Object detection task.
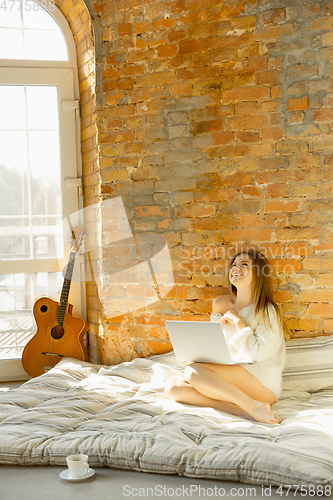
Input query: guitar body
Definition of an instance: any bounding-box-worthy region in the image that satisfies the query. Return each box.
[22,296,88,378]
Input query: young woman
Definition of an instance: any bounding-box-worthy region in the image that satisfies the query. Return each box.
[166,249,289,425]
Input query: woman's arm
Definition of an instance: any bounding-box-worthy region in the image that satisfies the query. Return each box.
[225,307,283,362]
[221,310,247,331]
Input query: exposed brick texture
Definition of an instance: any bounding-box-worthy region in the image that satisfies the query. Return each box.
[58,0,333,364]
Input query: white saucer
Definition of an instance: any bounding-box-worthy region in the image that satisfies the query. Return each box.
[60,468,95,482]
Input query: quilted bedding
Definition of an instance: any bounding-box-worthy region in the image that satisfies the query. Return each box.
[0,353,333,488]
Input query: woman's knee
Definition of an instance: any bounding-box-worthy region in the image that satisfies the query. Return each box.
[165,376,186,400]
[184,363,201,384]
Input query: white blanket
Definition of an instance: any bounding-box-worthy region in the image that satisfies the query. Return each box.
[0,353,333,488]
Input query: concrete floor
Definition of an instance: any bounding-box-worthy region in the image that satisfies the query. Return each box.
[0,464,323,500]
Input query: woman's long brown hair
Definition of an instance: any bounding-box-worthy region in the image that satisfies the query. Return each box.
[228,249,290,341]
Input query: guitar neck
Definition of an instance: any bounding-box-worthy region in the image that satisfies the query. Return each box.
[57,250,77,326]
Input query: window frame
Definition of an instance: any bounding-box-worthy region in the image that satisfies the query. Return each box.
[0,3,84,381]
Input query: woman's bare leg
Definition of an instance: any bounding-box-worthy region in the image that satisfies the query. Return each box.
[166,376,252,419]
[166,362,277,424]
[184,363,276,424]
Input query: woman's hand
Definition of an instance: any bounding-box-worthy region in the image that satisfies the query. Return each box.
[221,310,247,331]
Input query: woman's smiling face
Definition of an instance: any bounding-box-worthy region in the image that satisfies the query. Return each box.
[229,253,253,288]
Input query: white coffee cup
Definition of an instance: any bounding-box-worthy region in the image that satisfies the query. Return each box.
[66,454,89,478]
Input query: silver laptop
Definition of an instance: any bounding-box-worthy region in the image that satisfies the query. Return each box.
[165,320,253,365]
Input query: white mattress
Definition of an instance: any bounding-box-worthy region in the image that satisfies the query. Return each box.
[0,353,332,488]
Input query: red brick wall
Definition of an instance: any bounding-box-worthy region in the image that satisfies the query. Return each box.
[60,0,333,364]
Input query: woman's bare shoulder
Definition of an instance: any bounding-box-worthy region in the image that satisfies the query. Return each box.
[212,294,235,314]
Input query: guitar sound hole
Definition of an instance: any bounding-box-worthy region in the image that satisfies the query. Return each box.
[50,325,64,340]
[40,305,48,313]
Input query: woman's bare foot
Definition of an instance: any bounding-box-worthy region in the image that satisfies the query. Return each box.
[250,401,277,424]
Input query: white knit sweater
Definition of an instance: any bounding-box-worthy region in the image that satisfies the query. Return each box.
[212,304,286,398]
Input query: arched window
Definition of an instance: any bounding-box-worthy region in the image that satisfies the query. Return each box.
[0,3,83,380]
[0,3,68,60]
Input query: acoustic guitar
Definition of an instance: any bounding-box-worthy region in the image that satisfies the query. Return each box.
[22,226,88,378]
